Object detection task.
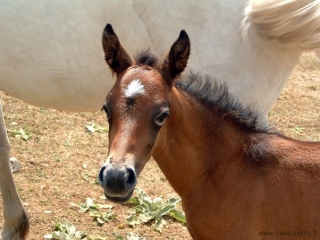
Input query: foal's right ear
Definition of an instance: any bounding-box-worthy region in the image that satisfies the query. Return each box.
[102,24,132,75]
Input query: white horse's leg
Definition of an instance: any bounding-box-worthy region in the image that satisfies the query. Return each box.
[0,101,29,240]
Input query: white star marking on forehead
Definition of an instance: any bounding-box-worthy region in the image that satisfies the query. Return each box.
[124,79,145,98]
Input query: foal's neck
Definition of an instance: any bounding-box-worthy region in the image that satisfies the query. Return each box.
[152,87,247,198]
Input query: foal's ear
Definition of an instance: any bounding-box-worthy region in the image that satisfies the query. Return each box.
[102,24,132,75]
[161,30,190,87]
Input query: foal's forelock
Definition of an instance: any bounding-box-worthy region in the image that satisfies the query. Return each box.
[134,49,160,67]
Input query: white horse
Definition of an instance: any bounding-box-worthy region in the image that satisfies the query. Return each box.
[1,0,320,239]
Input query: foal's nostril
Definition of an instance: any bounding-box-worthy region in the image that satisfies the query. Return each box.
[126,167,136,187]
[99,165,106,183]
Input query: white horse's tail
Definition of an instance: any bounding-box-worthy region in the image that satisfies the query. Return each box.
[243,0,320,50]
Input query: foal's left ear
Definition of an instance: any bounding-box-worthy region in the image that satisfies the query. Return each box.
[161,30,190,87]
[102,24,132,75]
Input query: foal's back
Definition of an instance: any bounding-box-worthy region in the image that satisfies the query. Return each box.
[183,131,320,239]
[236,135,320,238]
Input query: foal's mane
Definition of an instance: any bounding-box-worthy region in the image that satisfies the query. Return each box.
[176,73,272,133]
[134,49,271,133]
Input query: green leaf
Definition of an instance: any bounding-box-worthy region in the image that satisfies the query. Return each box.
[114,232,125,240]
[85,122,108,134]
[97,217,105,225]
[78,198,113,213]
[139,213,153,223]
[167,197,181,205]
[127,196,140,205]
[154,218,167,233]
[150,197,162,210]
[142,197,153,212]
[54,221,66,232]
[86,235,107,240]
[85,124,96,133]
[126,232,146,240]
[7,128,31,141]
[65,223,76,235]
[134,205,144,213]
[74,231,87,239]
[89,211,100,218]
[78,198,98,212]
[99,204,113,209]
[126,215,140,227]
[155,204,175,218]
[43,234,53,239]
[169,209,186,224]
[51,231,72,240]
[89,210,115,225]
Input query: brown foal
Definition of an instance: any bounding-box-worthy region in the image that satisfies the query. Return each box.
[98,24,320,239]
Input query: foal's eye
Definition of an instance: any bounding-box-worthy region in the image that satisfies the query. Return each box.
[102,104,111,120]
[155,111,169,126]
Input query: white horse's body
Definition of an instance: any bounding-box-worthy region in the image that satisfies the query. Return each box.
[1,0,320,239]
[2,0,319,115]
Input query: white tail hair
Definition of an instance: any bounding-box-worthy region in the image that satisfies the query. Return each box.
[243,0,320,49]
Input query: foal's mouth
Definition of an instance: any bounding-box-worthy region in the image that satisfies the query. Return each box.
[104,189,134,203]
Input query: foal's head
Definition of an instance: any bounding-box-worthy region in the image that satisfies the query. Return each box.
[99,24,190,202]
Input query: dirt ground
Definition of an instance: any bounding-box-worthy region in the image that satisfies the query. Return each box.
[0,53,319,239]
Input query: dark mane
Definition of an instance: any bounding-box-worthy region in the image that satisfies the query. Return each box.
[134,49,160,68]
[176,72,273,133]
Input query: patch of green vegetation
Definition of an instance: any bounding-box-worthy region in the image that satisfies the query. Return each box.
[85,122,108,134]
[71,198,115,226]
[293,125,305,134]
[113,232,146,240]
[44,218,146,240]
[126,189,186,232]
[7,128,32,141]
[43,218,107,240]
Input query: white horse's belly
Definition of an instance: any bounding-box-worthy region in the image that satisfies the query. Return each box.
[0,0,303,117]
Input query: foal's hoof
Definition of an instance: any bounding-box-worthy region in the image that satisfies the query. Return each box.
[10,157,22,172]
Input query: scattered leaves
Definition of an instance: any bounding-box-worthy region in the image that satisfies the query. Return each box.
[113,232,146,240]
[70,198,113,213]
[293,126,305,134]
[90,210,116,225]
[85,122,108,134]
[44,218,86,240]
[44,218,108,240]
[126,189,186,232]
[7,128,31,141]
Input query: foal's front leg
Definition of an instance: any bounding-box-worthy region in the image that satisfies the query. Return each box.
[0,101,29,240]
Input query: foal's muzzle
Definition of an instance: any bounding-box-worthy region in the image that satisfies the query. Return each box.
[99,164,137,202]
